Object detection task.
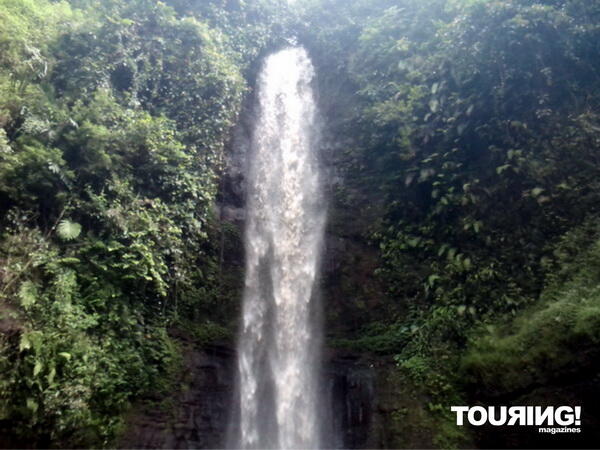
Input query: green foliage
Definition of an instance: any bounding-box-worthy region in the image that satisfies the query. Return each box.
[331,321,409,354]
[182,320,233,347]
[304,1,600,446]
[57,220,81,241]
[462,220,600,395]
[305,0,600,316]
[306,0,600,346]
[0,0,78,85]
[0,0,282,446]
[168,0,294,68]
[0,215,181,446]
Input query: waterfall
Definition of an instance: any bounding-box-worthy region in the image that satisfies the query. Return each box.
[234,47,326,449]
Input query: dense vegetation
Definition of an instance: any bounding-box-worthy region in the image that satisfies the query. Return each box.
[0,0,287,445]
[300,0,600,446]
[1,0,599,448]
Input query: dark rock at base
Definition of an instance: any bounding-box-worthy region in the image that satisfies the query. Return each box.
[119,344,235,449]
[120,345,445,449]
[324,351,442,450]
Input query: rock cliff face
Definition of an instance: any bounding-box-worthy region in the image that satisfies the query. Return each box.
[120,339,448,449]
[326,355,375,448]
[119,344,235,449]
[120,345,399,449]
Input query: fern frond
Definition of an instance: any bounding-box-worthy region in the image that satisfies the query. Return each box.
[18,281,38,308]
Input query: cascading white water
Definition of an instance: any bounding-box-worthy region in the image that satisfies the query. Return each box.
[235,47,325,449]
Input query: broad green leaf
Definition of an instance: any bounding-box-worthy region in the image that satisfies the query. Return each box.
[57,220,82,241]
[427,274,441,286]
[33,360,42,377]
[47,367,56,386]
[496,164,511,175]
[19,333,31,352]
[531,187,544,198]
[407,237,421,247]
[26,398,38,413]
[429,98,439,113]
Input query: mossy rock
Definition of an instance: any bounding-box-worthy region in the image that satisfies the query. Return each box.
[368,361,473,449]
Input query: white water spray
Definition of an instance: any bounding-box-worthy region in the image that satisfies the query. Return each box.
[235,47,325,449]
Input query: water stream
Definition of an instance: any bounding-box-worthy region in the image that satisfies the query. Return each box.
[235,46,326,449]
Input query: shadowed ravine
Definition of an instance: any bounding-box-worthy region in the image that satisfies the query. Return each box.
[232,47,326,449]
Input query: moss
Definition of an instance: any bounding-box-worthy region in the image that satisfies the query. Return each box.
[329,321,408,354]
[462,223,600,395]
[179,320,234,348]
[373,364,473,449]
